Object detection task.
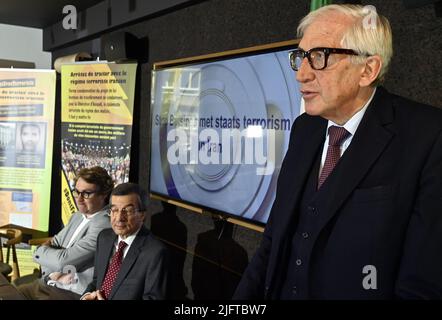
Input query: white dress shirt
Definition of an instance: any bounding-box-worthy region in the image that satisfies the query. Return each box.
[319,88,377,177]
[113,227,142,259]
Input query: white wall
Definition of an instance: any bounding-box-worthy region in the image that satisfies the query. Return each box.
[0,23,52,69]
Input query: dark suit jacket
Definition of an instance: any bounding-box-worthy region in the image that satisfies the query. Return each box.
[234,87,442,299]
[85,226,169,300]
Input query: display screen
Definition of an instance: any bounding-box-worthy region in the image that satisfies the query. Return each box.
[150,41,302,225]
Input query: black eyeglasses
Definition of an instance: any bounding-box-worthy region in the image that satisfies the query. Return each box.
[108,207,144,217]
[72,189,98,199]
[289,47,362,71]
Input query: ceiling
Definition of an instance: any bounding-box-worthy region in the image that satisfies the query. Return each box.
[0,0,103,28]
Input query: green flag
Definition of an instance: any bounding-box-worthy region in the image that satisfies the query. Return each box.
[310,0,332,11]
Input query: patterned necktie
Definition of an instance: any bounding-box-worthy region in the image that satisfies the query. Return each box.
[101,241,127,299]
[318,126,351,189]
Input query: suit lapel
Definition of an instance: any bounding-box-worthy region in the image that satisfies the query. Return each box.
[266,117,326,292]
[277,116,327,237]
[316,88,395,228]
[67,221,89,247]
[108,227,149,299]
[62,214,83,247]
[97,233,117,288]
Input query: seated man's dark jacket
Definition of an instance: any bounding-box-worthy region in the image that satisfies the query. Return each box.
[85,226,169,300]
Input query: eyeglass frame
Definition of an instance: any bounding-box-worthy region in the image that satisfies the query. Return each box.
[288,47,364,71]
[107,206,145,217]
[72,189,100,199]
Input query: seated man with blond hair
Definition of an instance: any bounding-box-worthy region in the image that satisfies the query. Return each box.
[17,166,114,299]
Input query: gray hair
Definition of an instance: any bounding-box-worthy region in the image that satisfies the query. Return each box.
[297,4,393,85]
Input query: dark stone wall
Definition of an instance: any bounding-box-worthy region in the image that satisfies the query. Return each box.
[51,0,441,299]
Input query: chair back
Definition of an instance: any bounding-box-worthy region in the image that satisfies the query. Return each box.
[0,228,23,281]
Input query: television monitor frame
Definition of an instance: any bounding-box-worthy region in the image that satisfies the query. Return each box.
[149,39,300,232]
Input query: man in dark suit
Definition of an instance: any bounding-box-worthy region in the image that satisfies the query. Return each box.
[234,4,442,299]
[82,183,169,300]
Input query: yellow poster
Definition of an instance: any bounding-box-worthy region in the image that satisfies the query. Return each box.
[0,69,55,231]
[61,63,137,225]
[0,69,56,276]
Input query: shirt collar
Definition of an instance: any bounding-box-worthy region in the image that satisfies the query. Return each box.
[117,227,142,247]
[82,206,108,220]
[327,87,377,136]
[82,212,96,220]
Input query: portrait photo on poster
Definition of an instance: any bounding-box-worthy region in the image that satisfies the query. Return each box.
[14,122,47,168]
[16,122,46,153]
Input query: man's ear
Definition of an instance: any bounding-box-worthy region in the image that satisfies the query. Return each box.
[359,55,382,87]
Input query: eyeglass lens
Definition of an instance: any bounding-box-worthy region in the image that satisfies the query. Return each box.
[291,49,326,71]
[73,189,95,198]
[109,207,138,216]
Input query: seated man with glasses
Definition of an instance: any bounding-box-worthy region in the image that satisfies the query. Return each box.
[16,166,114,299]
[81,183,169,300]
[235,4,442,299]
